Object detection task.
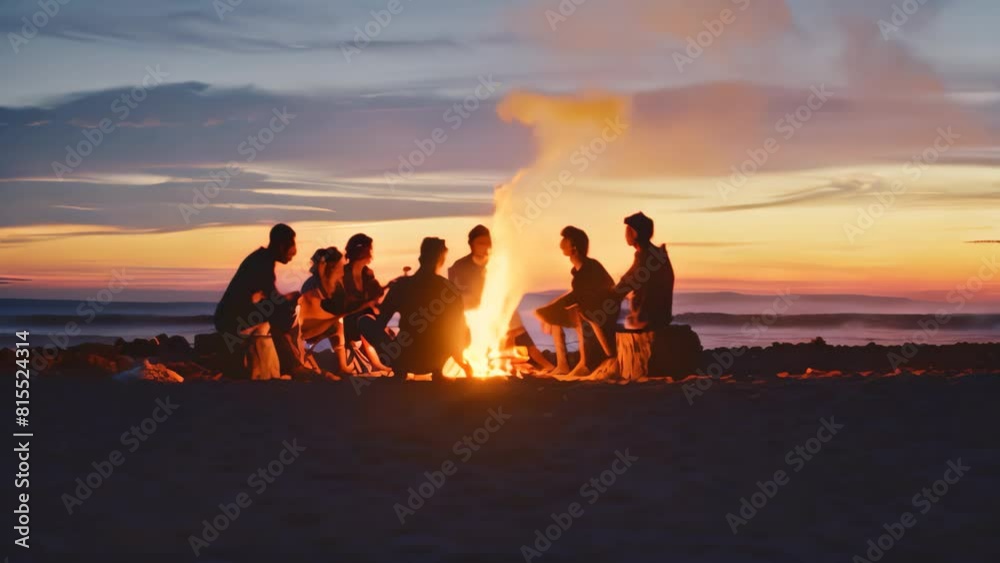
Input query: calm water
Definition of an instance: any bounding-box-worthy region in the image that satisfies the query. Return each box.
[2,297,998,351]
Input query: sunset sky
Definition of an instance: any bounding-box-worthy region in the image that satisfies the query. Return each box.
[1,0,998,303]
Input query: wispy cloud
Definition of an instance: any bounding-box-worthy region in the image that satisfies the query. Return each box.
[0,0,511,54]
[700,178,878,212]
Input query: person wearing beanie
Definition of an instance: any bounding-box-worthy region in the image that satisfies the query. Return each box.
[615,212,675,329]
[362,237,474,380]
[624,212,654,245]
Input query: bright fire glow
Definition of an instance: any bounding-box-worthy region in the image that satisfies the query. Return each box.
[462,176,530,377]
[451,91,633,377]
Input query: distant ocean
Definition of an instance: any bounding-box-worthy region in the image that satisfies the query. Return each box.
[2,294,998,351]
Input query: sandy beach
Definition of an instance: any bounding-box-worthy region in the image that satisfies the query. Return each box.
[27,364,1000,562]
[6,0,1000,560]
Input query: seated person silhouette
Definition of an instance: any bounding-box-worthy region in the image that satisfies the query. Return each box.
[342,233,391,373]
[615,212,675,330]
[214,223,325,379]
[449,224,555,372]
[448,224,491,310]
[299,246,356,376]
[361,237,473,381]
[535,226,619,377]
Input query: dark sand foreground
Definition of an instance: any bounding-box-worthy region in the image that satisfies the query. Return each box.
[29,371,1000,562]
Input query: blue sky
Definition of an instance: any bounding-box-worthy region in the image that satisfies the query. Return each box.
[1,0,998,301]
[1,0,997,105]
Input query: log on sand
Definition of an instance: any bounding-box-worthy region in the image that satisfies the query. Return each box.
[616,325,703,380]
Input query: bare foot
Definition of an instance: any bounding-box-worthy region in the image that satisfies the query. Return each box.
[592,358,619,379]
[545,365,571,376]
[567,363,592,377]
[337,364,358,377]
[529,349,556,372]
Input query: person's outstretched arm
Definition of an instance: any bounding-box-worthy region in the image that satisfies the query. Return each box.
[375,285,400,327]
[614,254,641,297]
[302,294,338,321]
[310,281,347,318]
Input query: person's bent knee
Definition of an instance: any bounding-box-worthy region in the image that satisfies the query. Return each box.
[328,329,344,349]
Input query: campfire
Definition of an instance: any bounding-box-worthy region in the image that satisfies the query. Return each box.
[441,179,528,378]
[444,92,632,378]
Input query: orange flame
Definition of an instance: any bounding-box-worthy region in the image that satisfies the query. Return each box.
[452,91,632,378]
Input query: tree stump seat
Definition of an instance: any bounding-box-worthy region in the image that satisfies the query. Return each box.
[616,324,703,380]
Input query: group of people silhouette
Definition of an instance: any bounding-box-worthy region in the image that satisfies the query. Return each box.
[213,212,674,381]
